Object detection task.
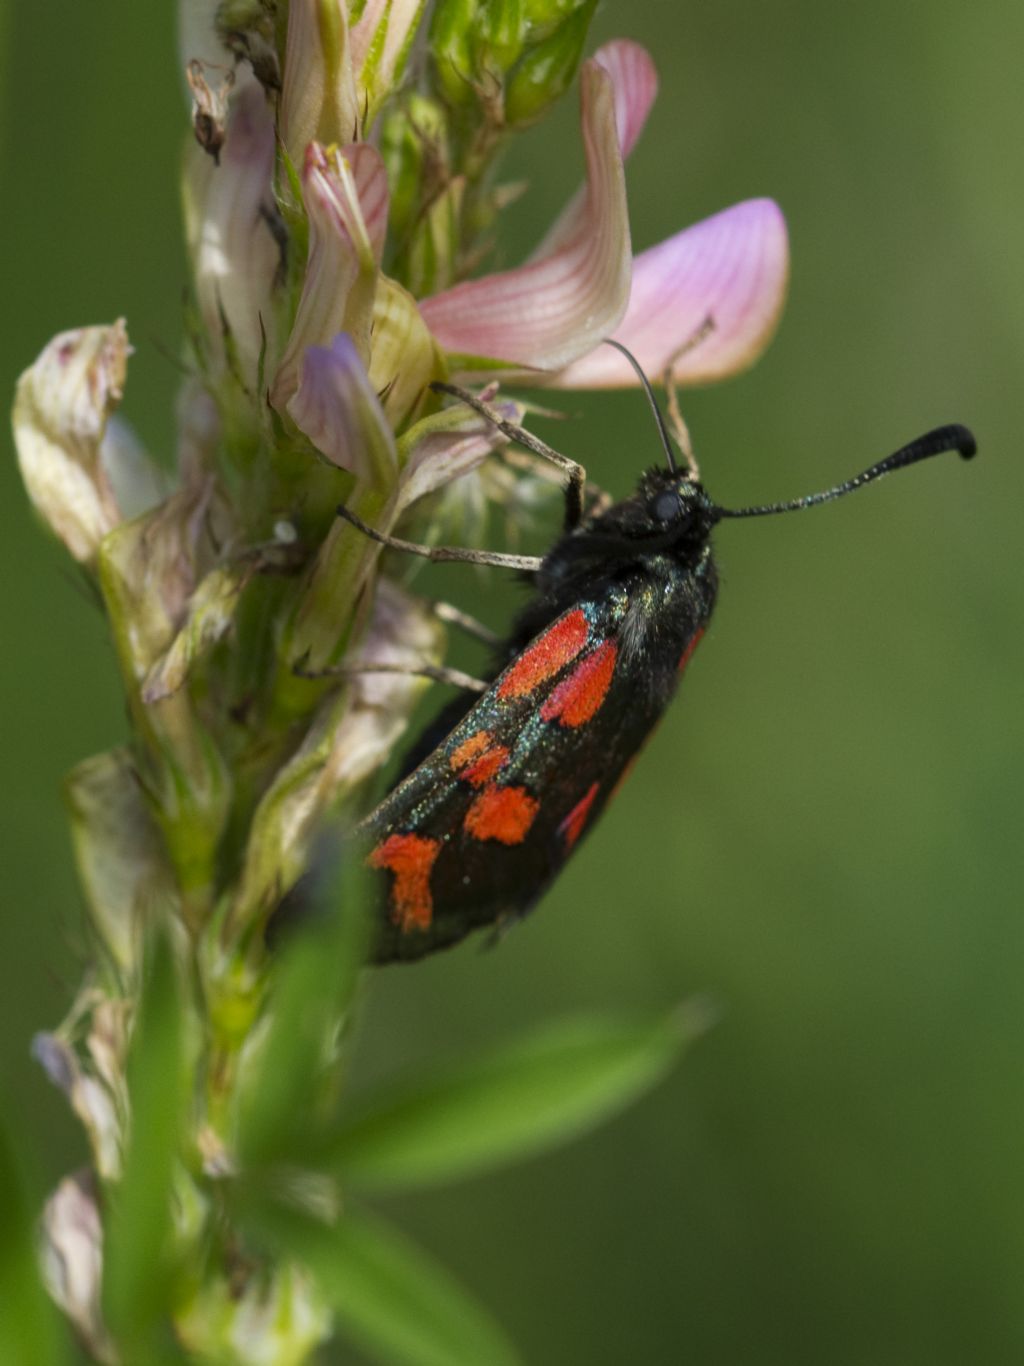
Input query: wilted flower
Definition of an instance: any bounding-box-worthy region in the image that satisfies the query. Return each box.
[12,321,133,565]
[41,1173,115,1364]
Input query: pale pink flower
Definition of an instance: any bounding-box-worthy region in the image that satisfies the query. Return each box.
[420,39,789,390]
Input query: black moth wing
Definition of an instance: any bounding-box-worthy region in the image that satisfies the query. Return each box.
[359,556,710,963]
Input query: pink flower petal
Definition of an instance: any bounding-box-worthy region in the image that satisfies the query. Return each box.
[419,58,631,373]
[528,39,657,263]
[348,141,390,262]
[288,333,397,487]
[594,38,658,159]
[551,198,790,389]
[349,0,388,69]
[188,83,279,387]
[271,142,388,409]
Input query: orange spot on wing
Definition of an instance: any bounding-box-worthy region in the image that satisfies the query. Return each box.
[678,627,705,674]
[540,640,618,728]
[497,609,589,699]
[461,745,510,786]
[366,833,440,932]
[450,732,494,775]
[464,785,539,845]
[450,730,493,771]
[559,782,599,851]
[450,729,510,787]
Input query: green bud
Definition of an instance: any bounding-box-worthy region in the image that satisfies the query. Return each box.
[380,94,449,248]
[523,0,587,36]
[403,176,466,297]
[477,0,526,76]
[215,0,266,29]
[176,1260,331,1366]
[430,0,477,106]
[504,0,596,127]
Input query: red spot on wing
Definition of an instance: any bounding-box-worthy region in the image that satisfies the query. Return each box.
[461,745,510,786]
[540,640,618,728]
[450,730,492,770]
[464,785,539,845]
[497,609,589,699]
[450,729,510,787]
[678,627,705,674]
[559,782,600,851]
[367,833,440,932]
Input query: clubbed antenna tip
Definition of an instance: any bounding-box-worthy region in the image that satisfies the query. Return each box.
[716,423,978,521]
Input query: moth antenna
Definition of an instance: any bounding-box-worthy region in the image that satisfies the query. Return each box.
[715,424,977,520]
[603,338,679,475]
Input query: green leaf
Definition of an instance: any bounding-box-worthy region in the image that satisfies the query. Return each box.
[243,1199,520,1366]
[236,854,369,1165]
[327,1002,713,1190]
[0,1123,69,1366]
[102,929,187,1355]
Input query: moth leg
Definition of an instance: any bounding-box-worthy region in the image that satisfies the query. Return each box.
[337,503,544,572]
[660,313,716,482]
[662,381,698,482]
[431,599,501,648]
[431,380,587,531]
[480,908,524,951]
[498,445,612,521]
[296,659,489,694]
[585,485,614,517]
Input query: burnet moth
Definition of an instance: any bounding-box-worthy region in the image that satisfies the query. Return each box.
[339,344,975,963]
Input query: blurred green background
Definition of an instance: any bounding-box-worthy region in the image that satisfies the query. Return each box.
[2,2,1021,1363]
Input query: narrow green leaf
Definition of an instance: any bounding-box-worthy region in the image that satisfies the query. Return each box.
[236,853,369,1164]
[0,1122,69,1366]
[327,1002,713,1190]
[102,930,186,1353]
[243,1199,521,1366]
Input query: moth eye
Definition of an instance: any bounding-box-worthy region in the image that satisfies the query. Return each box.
[651,489,684,523]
